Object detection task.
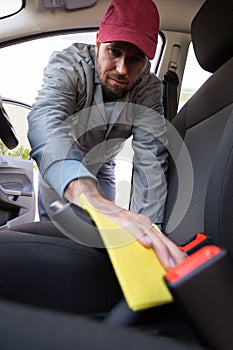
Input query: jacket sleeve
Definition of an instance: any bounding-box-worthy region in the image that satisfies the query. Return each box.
[27,45,95,196]
[129,73,168,224]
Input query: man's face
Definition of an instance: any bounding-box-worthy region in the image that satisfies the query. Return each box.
[96,37,148,101]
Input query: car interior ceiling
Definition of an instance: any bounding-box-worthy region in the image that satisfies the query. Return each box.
[0,0,232,349]
[0,0,205,48]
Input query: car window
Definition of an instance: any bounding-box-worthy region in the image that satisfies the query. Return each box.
[0,0,23,19]
[0,31,163,159]
[0,32,163,107]
[0,33,96,106]
[0,33,98,159]
[178,42,212,110]
[0,32,163,210]
[1,101,31,154]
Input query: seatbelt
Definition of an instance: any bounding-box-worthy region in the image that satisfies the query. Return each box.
[162,44,180,122]
[162,70,179,122]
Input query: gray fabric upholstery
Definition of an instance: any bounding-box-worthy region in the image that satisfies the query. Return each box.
[191,0,233,72]
[0,299,205,350]
[164,0,233,253]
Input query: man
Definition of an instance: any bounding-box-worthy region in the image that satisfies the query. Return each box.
[28,0,186,269]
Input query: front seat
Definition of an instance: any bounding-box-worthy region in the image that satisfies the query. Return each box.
[164,0,233,256]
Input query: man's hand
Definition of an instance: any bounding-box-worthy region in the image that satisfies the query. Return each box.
[64,178,186,270]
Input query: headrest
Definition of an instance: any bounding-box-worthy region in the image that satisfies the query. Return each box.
[191,0,233,73]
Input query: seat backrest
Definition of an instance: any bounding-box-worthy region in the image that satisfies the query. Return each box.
[163,0,233,255]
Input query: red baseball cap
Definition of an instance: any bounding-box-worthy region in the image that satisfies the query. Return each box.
[98,0,160,60]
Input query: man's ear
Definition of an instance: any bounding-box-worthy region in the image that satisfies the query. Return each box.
[95,32,100,50]
[95,32,101,55]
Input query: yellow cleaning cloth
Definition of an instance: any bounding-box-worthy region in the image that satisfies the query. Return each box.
[80,194,173,311]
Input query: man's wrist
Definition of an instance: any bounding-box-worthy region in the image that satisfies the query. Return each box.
[45,160,96,199]
[64,178,100,205]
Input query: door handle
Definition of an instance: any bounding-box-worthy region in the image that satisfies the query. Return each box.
[0,184,32,197]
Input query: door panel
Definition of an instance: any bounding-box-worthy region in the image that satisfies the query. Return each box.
[0,156,35,229]
[0,100,35,228]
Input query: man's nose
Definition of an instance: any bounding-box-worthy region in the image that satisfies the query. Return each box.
[116,57,128,75]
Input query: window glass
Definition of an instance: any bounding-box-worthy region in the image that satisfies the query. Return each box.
[0,32,163,106]
[0,32,96,106]
[150,34,163,73]
[0,0,23,19]
[178,42,212,110]
[0,32,163,209]
[2,101,31,150]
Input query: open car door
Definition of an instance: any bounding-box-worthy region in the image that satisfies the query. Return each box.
[0,98,35,229]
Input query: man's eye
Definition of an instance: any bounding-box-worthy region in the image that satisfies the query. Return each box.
[109,48,121,58]
[127,56,145,65]
[135,55,146,63]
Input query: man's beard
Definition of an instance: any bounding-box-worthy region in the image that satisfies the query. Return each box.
[101,74,130,101]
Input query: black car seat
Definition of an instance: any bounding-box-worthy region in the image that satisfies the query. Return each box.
[0,298,205,350]
[163,0,233,255]
[105,0,233,345]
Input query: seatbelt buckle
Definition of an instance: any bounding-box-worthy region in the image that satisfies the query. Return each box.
[164,246,233,350]
[179,233,210,255]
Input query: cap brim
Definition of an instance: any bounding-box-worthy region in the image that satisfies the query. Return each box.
[98,25,157,59]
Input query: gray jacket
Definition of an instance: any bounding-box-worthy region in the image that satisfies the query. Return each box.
[28,43,168,223]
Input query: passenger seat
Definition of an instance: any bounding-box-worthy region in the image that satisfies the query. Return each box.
[164,0,233,257]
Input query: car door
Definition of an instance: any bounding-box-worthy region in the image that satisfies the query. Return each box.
[0,99,35,229]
